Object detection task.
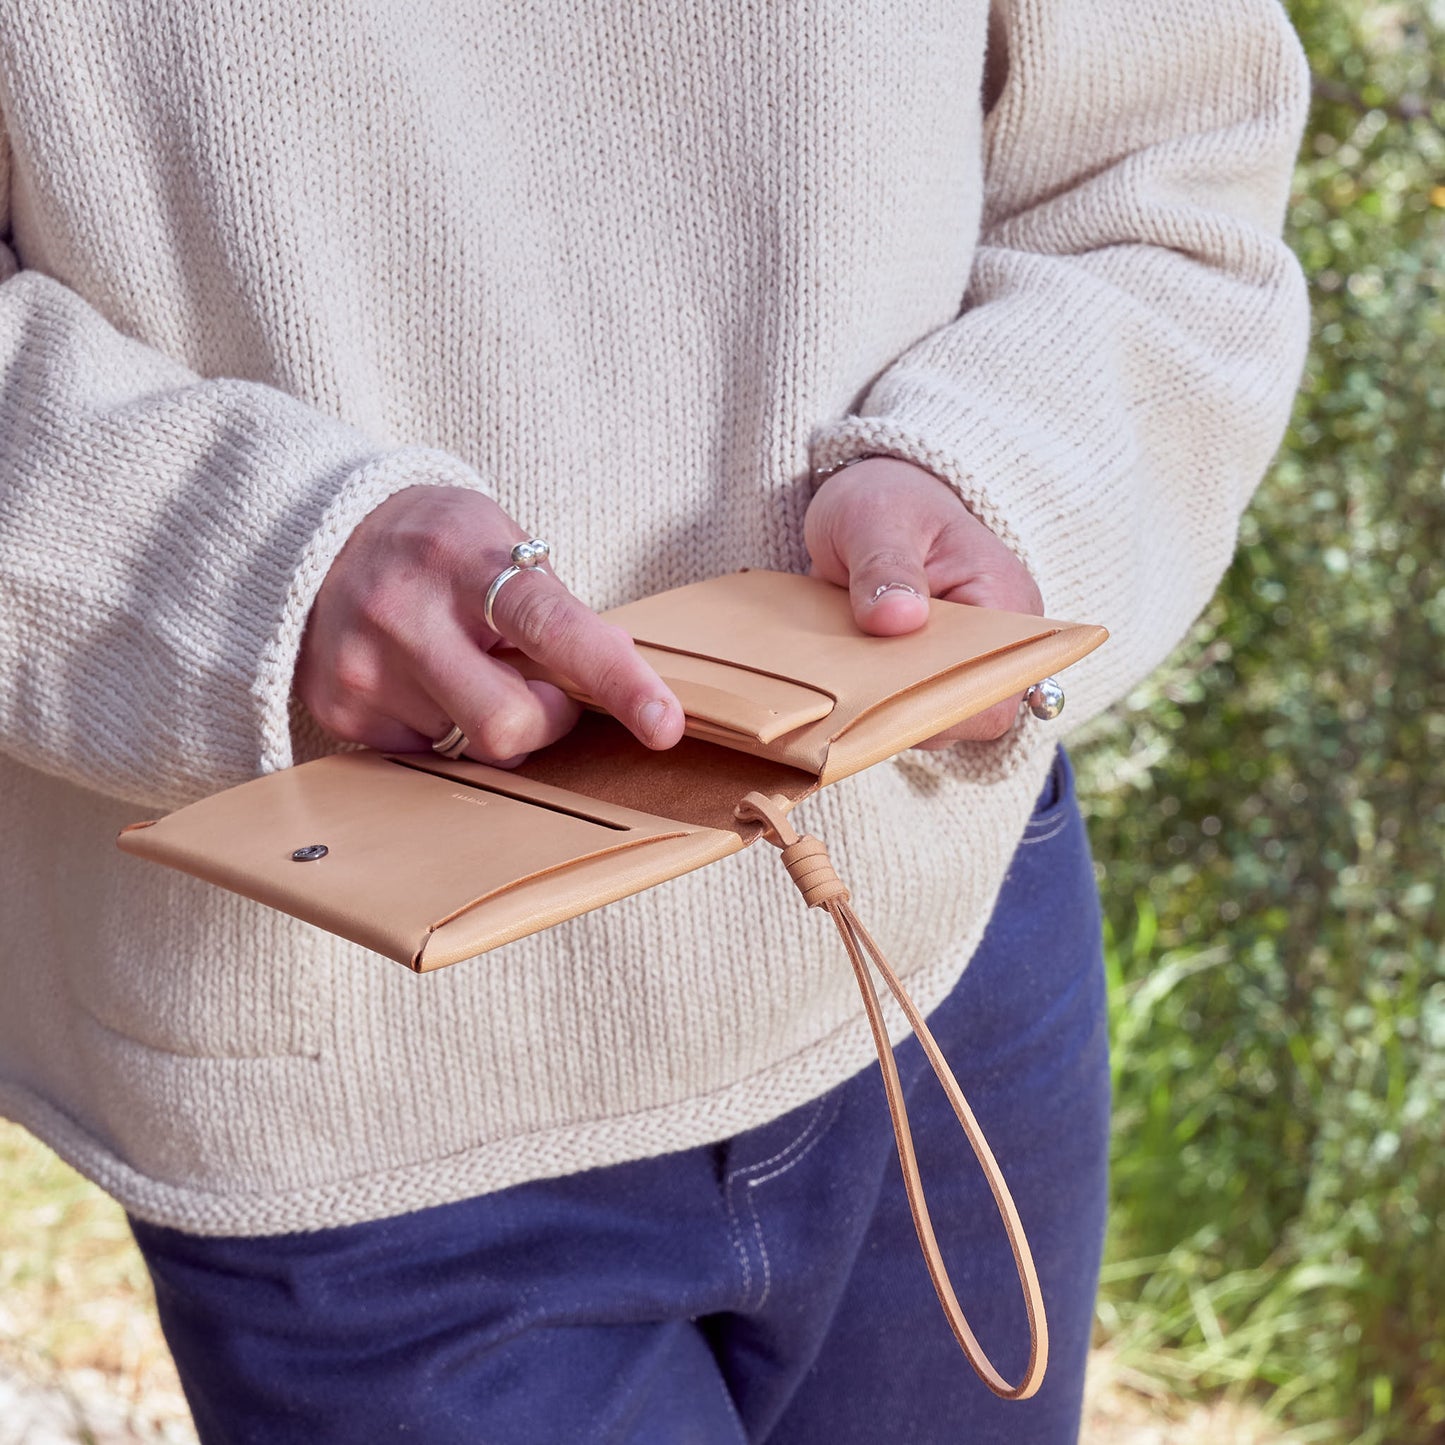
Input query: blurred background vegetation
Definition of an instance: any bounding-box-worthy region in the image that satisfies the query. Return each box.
[1074,0,1445,1440]
[1,3,1440,1442]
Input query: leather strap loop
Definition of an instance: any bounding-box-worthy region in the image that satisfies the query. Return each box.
[735,791,1049,1401]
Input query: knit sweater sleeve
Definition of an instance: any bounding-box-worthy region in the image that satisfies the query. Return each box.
[0,149,490,811]
[812,0,1310,733]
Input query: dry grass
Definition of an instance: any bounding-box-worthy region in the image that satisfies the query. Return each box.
[1083,1346,1307,1445]
[1,1121,1298,1444]
[0,1122,193,1442]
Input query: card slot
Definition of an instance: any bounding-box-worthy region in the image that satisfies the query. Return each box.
[605,574,1104,779]
[831,632,1064,740]
[428,833,685,929]
[386,757,630,831]
[116,752,704,967]
[624,615,1063,712]
[604,571,1066,701]
[814,623,1110,784]
[385,752,692,833]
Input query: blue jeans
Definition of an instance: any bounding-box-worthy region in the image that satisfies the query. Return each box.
[131,749,1108,1444]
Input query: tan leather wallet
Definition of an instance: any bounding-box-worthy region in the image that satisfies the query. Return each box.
[117,568,1108,1399]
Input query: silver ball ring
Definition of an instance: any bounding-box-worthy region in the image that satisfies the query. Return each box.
[1025,676,1066,722]
[484,538,552,635]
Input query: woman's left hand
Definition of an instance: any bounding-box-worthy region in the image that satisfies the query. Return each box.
[804,455,1044,746]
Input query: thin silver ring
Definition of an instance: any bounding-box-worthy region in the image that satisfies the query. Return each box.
[484,538,551,634]
[431,723,469,759]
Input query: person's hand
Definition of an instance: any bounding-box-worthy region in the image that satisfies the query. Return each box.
[295,486,686,764]
[804,456,1044,747]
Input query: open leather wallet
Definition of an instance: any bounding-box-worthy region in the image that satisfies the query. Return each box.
[117,568,1108,1399]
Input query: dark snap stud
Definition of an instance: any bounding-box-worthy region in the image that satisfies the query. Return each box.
[291,844,329,862]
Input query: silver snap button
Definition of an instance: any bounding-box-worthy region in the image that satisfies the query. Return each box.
[291,844,329,862]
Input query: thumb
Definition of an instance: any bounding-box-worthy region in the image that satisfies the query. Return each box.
[805,457,956,635]
[845,541,933,636]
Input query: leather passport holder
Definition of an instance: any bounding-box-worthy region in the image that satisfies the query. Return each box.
[117,570,1108,971]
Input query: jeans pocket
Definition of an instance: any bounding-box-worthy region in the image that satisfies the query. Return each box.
[1022,747,1073,839]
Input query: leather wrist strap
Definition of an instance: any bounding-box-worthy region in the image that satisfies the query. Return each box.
[736,792,1049,1401]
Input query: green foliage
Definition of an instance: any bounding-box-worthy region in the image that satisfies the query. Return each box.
[1075,2,1445,1439]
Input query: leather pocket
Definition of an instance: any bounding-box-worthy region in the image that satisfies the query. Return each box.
[602,571,1104,781]
[632,648,834,744]
[119,751,742,970]
[535,647,836,747]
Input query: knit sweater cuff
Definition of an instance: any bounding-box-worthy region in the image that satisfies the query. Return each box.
[813,413,1039,575]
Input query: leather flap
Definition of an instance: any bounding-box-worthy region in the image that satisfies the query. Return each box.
[631,648,834,744]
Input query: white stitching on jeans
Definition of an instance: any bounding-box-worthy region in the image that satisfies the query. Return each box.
[723,1096,836,1310]
[1020,815,1068,846]
[724,1100,824,1302]
[746,1111,837,1189]
[728,1098,832,1306]
[742,1095,841,1309]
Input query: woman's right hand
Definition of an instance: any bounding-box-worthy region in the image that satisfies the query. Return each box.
[295,486,686,764]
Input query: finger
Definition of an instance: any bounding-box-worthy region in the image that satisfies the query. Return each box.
[310,643,578,762]
[421,630,583,763]
[820,517,930,635]
[805,460,948,637]
[826,508,934,636]
[820,509,935,638]
[850,566,933,637]
[931,508,1045,619]
[484,566,685,749]
[913,697,1024,748]
[300,634,470,753]
[310,706,440,755]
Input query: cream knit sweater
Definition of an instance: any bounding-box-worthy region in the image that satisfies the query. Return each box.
[0,1,1309,1234]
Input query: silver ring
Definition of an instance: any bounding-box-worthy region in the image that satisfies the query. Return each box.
[431,723,469,759]
[1025,677,1065,721]
[484,538,551,634]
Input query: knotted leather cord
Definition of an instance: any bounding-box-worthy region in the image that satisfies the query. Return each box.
[735,791,1049,1401]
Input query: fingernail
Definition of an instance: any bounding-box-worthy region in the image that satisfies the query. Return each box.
[639,698,671,742]
[869,582,924,605]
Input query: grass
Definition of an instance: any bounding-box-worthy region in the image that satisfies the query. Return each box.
[0,1121,193,1442]
[1088,896,1406,1445]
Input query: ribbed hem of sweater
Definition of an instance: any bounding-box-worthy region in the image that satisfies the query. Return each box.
[0,924,969,1237]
